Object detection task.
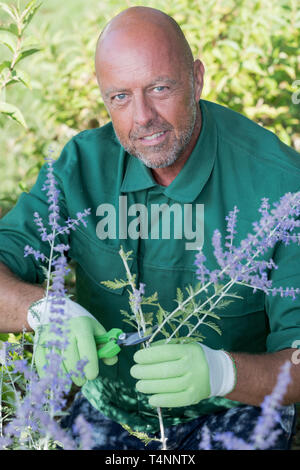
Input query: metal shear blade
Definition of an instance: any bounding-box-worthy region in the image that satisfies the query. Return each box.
[117,324,159,346]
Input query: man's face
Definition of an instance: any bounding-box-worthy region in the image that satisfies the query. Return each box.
[96,29,203,169]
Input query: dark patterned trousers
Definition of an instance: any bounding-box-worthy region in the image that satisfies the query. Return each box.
[60,391,297,450]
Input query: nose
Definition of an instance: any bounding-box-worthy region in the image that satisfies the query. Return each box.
[132,92,157,127]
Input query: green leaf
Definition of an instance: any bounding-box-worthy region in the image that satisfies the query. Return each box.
[21,0,42,29]
[175,287,184,305]
[0,2,18,21]
[243,60,267,76]
[7,68,31,89]
[1,381,17,408]
[156,305,164,325]
[0,32,16,52]
[213,283,225,294]
[0,23,18,36]
[202,321,222,336]
[15,47,40,65]
[224,292,243,300]
[0,101,27,127]
[141,292,158,304]
[143,312,154,325]
[197,309,220,320]
[119,246,133,262]
[100,278,128,290]
[219,39,240,51]
[120,423,160,446]
[0,60,11,73]
[120,309,130,319]
[121,318,137,329]
[18,181,29,191]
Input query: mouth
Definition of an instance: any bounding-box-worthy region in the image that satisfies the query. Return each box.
[138,130,169,145]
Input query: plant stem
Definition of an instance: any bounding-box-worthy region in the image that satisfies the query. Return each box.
[0,14,23,93]
[119,247,168,450]
[30,226,56,372]
[157,407,167,450]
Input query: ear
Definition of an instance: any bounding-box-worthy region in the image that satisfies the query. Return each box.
[193,59,205,101]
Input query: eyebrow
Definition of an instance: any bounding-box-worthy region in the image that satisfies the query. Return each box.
[104,76,177,98]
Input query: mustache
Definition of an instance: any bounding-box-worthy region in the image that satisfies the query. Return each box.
[130,123,173,140]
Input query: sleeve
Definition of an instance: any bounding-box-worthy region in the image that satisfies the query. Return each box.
[265,234,300,352]
[0,142,74,285]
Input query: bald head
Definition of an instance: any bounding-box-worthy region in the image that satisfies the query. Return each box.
[95,6,194,82]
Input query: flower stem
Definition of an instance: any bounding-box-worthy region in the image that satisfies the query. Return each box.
[119,247,167,450]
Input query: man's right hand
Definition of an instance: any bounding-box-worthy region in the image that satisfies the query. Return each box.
[28,297,118,386]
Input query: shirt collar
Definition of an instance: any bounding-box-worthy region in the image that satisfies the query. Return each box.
[120,99,217,202]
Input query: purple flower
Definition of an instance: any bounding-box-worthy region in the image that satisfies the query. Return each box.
[41,157,62,232]
[251,361,292,449]
[214,432,254,450]
[131,282,146,313]
[225,206,239,251]
[198,424,212,450]
[29,157,91,246]
[33,212,48,242]
[24,245,46,262]
[212,230,226,269]
[211,361,292,450]
[205,192,300,299]
[194,249,210,286]
[56,209,92,236]
[73,415,94,450]
[4,153,94,450]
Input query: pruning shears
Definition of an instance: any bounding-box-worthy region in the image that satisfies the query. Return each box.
[95,325,159,359]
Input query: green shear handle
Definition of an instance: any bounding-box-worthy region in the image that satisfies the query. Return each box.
[95,328,124,359]
[94,325,159,359]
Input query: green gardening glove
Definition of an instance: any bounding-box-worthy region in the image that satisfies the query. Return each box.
[130,341,236,408]
[28,297,118,386]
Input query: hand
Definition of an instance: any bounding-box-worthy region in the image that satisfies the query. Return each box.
[130,341,236,408]
[28,297,118,386]
[130,342,210,408]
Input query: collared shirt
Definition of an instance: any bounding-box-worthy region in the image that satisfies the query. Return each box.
[0,99,300,433]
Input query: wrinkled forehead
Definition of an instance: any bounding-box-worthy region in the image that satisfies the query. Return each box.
[95,25,185,89]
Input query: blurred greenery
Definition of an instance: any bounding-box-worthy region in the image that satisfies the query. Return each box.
[0,0,42,127]
[0,0,299,215]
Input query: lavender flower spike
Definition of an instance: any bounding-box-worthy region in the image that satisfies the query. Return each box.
[198,424,212,450]
[24,245,46,262]
[225,205,239,251]
[251,361,292,450]
[194,247,210,286]
[132,282,146,314]
[73,415,95,450]
[211,361,292,450]
[42,157,62,232]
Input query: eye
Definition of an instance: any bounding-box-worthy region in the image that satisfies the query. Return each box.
[112,93,127,102]
[153,86,168,92]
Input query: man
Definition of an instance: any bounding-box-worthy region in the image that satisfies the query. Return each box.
[0,6,299,450]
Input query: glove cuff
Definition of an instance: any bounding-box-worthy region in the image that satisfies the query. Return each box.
[27,296,94,330]
[200,344,237,397]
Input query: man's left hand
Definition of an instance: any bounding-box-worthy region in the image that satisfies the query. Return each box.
[130,342,211,408]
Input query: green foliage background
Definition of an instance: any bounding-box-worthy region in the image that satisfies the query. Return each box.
[0,0,299,215]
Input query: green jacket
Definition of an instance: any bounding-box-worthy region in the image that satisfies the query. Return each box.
[0,100,300,433]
